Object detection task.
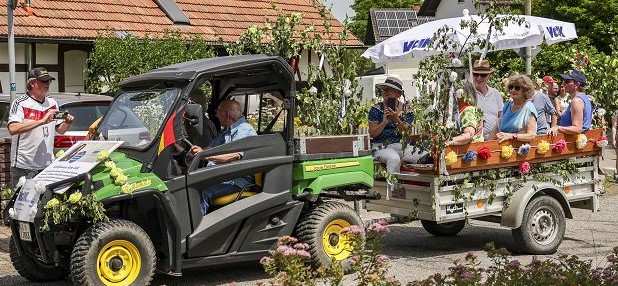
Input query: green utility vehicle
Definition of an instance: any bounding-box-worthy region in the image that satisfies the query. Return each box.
[4,55,375,285]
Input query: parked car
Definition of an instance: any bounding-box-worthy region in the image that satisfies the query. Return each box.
[0,93,113,150]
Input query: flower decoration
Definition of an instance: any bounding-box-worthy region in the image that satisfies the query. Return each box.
[596,136,609,148]
[573,52,589,69]
[449,71,458,82]
[55,149,65,158]
[109,168,123,179]
[517,144,531,156]
[501,145,514,159]
[553,139,567,153]
[462,150,477,163]
[537,140,550,154]
[104,161,116,170]
[45,198,60,209]
[15,176,26,190]
[114,174,128,186]
[452,57,463,67]
[576,134,588,149]
[8,208,15,219]
[597,108,606,117]
[445,151,458,165]
[68,192,82,204]
[35,181,46,195]
[478,146,493,160]
[97,150,110,162]
[519,161,531,175]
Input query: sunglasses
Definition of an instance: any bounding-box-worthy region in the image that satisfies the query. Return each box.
[507,85,522,91]
[472,73,488,78]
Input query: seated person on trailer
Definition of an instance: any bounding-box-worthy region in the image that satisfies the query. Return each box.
[189,99,257,215]
[368,76,416,173]
[446,88,484,146]
[556,70,593,134]
[489,74,538,143]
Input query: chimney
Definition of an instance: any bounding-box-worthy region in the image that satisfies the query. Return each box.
[413,3,421,12]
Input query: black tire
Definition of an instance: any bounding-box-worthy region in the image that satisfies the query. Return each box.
[70,219,156,286]
[512,196,566,254]
[294,201,363,269]
[9,236,68,282]
[420,220,465,236]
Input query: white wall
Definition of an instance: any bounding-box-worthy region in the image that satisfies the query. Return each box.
[64,50,87,92]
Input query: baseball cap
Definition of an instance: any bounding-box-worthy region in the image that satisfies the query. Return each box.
[542,75,556,84]
[559,70,586,86]
[376,76,403,92]
[27,67,55,83]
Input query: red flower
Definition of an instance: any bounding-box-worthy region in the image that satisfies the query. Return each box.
[553,139,567,153]
[478,146,492,160]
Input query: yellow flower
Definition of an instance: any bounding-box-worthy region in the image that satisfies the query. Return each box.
[45,198,60,209]
[537,140,550,154]
[576,134,588,149]
[358,122,368,128]
[97,150,110,162]
[293,117,301,127]
[445,151,458,165]
[104,161,116,170]
[68,192,82,204]
[55,150,65,158]
[501,145,514,159]
[109,167,123,179]
[114,174,128,186]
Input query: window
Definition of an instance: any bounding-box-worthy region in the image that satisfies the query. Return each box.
[230,92,287,134]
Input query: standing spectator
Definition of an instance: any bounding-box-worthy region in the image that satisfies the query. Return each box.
[555,84,570,118]
[368,77,415,173]
[472,60,504,141]
[8,67,74,189]
[611,110,618,182]
[557,70,592,134]
[542,75,558,98]
[531,81,558,135]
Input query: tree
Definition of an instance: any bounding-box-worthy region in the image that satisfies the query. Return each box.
[87,31,216,94]
[349,0,419,42]
[227,4,370,135]
[532,0,618,54]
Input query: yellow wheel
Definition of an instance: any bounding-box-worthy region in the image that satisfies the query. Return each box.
[71,219,156,286]
[295,201,363,270]
[96,240,141,285]
[322,219,353,261]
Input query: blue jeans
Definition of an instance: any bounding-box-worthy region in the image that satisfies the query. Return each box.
[200,182,241,215]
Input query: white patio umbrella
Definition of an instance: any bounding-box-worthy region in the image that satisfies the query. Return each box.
[362,9,578,64]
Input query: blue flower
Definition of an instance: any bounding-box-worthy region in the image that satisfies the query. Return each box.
[517,144,531,156]
[463,150,477,163]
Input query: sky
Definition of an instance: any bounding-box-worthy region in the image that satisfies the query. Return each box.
[321,0,355,22]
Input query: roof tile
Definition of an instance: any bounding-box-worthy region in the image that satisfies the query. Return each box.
[0,0,361,46]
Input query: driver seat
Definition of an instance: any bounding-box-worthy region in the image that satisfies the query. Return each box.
[211,173,263,207]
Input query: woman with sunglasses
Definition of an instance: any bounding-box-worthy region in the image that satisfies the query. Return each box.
[490,74,538,143]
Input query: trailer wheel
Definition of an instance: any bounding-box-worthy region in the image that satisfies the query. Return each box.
[295,201,363,269]
[9,236,68,282]
[70,219,156,286]
[420,220,465,236]
[512,196,565,254]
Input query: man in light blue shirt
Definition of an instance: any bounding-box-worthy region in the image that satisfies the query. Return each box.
[190,99,257,215]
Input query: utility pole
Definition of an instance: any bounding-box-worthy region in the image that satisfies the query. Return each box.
[8,0,17,103]
[524,0,532,75]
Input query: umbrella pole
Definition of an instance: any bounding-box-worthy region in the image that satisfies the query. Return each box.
[468,53,473,81]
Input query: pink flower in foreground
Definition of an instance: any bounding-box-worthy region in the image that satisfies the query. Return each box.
[277,236,298,245]
[519,161,531,175]
[367,221,390,234]
[340,225,364,235]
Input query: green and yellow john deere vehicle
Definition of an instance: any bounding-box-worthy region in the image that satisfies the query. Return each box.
[4,55,375,285]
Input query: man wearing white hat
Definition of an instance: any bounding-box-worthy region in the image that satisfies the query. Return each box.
[368,76,418,174]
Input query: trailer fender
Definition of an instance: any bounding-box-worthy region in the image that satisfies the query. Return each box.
[500,181,573,229]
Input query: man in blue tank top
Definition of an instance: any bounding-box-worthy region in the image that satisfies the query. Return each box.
[557,70,592,134]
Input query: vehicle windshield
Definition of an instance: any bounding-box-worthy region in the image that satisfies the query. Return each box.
[98,88,179,149]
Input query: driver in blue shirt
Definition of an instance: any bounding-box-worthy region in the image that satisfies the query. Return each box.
[190,99,257,215]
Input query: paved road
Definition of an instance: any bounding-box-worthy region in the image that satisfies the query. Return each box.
[1,149,617,285]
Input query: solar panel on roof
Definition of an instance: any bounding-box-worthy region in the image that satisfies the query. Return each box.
[373,9,434,38]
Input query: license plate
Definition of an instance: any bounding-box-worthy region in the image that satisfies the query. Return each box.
[19,222,32,242]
